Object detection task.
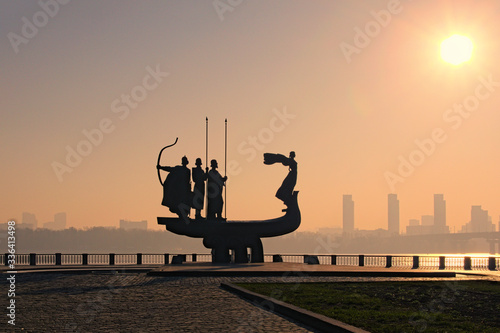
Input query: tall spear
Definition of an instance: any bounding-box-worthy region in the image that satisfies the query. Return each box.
[224,118,227,219]
[205,117,209,218]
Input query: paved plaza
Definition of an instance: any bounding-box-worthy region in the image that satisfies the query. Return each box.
[5,272,334,332]
[1,264,498,332]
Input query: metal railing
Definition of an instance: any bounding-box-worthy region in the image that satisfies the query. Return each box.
[2,253,498,271]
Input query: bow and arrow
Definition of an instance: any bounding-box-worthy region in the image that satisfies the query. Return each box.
[156,137,178,186]
[156,119,227,218]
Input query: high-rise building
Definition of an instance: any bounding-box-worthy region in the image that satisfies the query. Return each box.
[406,216,436,235]
[471,206,490,232]
[419,215,435,234]
[388,194,400,235]
[44,212,67,230]
[433,194,448,233]
[406,219,420,235]
[421,215,434,226]
[460,206,495,233]
[342,195,354,234]
[409,219,420,226]
[21,212,37,229]
[406,219,422,235]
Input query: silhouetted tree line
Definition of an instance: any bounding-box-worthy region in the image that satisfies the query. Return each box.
[264,232,492,254]
[15,228,206,253]
[14,228,491,254]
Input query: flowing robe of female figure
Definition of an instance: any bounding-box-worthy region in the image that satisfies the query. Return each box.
[264,152,297,205]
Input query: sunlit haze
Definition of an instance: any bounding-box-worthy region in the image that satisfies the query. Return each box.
[441,34,474,65]
[1,0,499,233]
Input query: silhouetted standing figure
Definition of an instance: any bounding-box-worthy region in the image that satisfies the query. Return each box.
[192,158,208,219]
[157,156,191,218]
[207,159,227,220]
[264,151,297,206]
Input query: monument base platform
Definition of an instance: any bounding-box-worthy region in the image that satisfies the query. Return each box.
[147,262,459,278]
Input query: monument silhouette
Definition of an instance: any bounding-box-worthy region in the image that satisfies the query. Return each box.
[157,155,191,218]
[192,157,208,219]
[207,159,227,220]
[156,136,300,263]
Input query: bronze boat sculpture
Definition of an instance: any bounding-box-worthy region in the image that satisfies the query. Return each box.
[157,138,300,263]
[158,191,300,263]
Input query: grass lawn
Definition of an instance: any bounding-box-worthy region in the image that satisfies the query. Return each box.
[236,280,500,332]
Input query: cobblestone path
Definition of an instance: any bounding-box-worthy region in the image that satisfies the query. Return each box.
[1,271,494,332]
[3,273,326,332]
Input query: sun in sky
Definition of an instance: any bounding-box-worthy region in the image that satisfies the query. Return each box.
[440,34,474,65]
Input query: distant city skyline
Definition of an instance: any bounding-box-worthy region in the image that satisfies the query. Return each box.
[11,192,499,235]
[11,212,151,231]
[339,193,498,235]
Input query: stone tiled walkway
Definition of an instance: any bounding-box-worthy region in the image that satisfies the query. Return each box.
[4,273,322,332]
[1,270,497,332]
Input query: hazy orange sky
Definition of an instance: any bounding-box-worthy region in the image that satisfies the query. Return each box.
[1,0,499,232]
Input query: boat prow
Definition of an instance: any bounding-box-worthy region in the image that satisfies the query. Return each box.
[158,191,300,239]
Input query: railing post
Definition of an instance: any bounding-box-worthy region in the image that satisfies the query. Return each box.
[192,253,197,262]
[109,253,115,265]
[439,256,446,270]
[137,253,142,265]
[385,255,392,268]
[358,255,365,267]
[488,257,496,271]
[331,255,337,265]
[30,253,36,266]
[82,253,88,265]
[273,255,283,262]
[164,253,169,265]
[55,253,62,266]
[464,256,472,270]
[4,253,9,266]
[304,255,319,264]
[412,256,419,269]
